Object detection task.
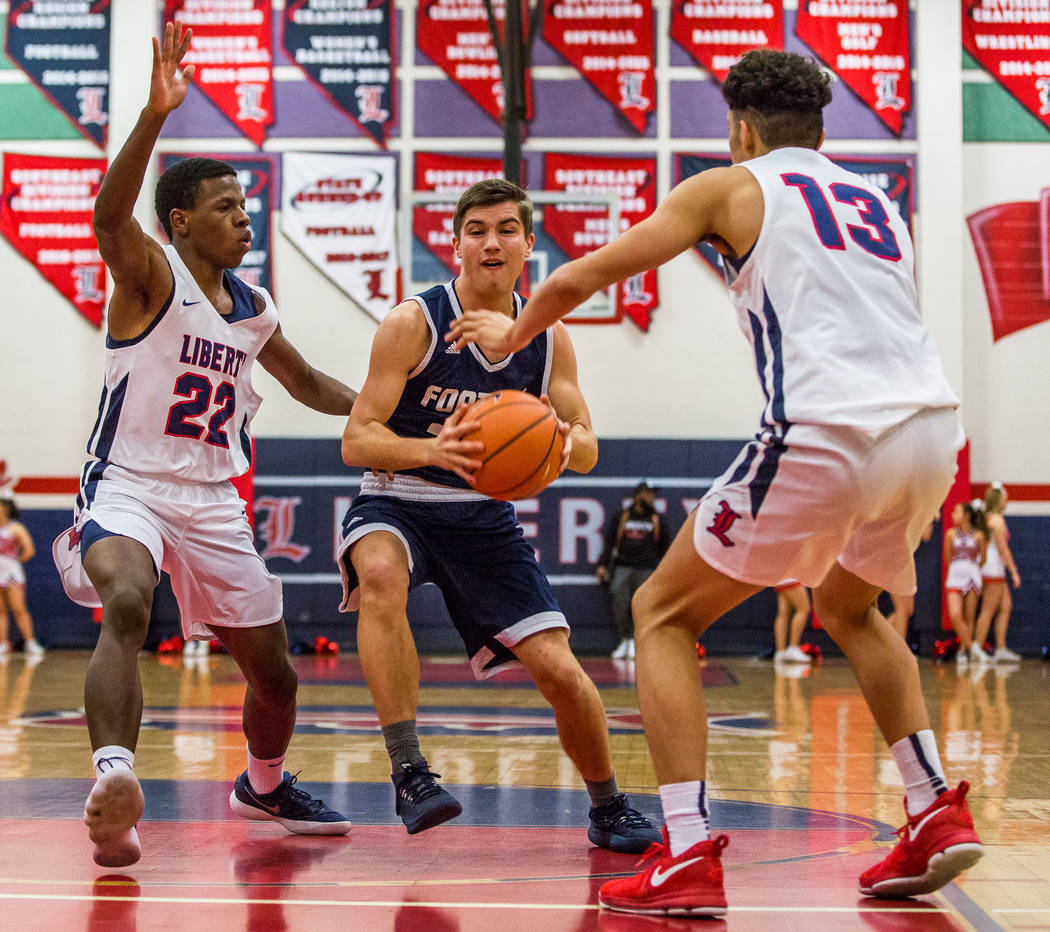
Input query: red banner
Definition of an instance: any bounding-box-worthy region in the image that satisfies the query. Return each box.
[165,0,274,146]
[795,2,910,134]
[543,153,658,331]
[413,153,505,275]
[0,153,106,328]
[962,1,1050,133]
[670,0,784,84]
[543,0,655,132]
[417,0,532,124]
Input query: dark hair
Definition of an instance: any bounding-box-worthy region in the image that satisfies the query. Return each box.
[961,501,986,536]
[0,497,18,521]
[721,49,832,150]
[453,178,533,238]
[155,157,238,239]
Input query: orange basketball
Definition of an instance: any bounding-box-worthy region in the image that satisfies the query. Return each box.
[461,390,564,501]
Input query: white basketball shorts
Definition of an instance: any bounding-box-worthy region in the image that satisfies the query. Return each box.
[694,407,963,595]
[52,463,282,640]
[0,556,25,588]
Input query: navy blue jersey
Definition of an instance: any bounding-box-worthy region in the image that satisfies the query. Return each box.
[390,281,554,488]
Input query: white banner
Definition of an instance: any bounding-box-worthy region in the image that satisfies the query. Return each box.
[281,151,399,322]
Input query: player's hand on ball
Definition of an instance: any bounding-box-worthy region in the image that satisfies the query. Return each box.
[430,404,484,483]
[446,309,521,356]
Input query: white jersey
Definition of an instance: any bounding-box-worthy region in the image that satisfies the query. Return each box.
[85,244,277,483]
[725,147,959,435]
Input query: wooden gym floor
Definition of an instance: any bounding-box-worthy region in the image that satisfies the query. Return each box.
[0,648,1047,930]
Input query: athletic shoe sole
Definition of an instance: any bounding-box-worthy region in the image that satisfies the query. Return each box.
[859,842,984,898]
[403,797,462,834]
[84,769,145,868]
[598,897,727,917]
[229,791,352,835]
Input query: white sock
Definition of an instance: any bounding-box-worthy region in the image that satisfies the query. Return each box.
[92,745,135,779]
[247,746,286,795]
[891,731,949,816]
[660,780,710,856]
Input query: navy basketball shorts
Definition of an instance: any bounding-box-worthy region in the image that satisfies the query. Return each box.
[337,494,568,679]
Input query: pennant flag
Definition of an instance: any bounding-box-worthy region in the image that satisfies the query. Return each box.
[543,153,658,331]
[968,200,1050,342]
[281,151,399,322]
[962,0,1050,134]
[164,0,274,146]
[670,0,784,83]
[678,152,913,275]
[0,152,107,327]
[4,0,111,149]
[160,153,276,294]
[282,0,395,146]
[795,2,910,134]
[417,0,532,124]
[542,0,655,132]
[413,153,505,275]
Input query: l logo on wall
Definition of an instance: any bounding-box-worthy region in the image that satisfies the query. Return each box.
[164,0,274,146]
[0,152,107,327]
[4,0,111,148]
[281,151,399,322]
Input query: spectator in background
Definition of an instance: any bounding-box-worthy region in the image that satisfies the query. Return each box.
[0,497,43,658]
[887,518,936,644]
[596,482,668,660]
[973,483,1021,663]
[772,581,811,665]
[944,501,987,666]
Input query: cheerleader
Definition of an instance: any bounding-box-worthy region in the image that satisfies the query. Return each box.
[943,502,986,665]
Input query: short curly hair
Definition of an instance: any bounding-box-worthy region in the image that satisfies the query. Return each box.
[721,50,832,150]
[155,157,238,239]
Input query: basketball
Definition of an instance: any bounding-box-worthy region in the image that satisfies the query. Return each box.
[461,390,564,501]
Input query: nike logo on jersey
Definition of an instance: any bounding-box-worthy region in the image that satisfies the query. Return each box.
[907,803,950,842]
[347,517,363,527]
[183,299,202,306]
[650,856,704,887]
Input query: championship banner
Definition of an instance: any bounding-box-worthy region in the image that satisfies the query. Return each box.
[794,1,910,135]
[670,0,784,84]
[281,151,398,322]
[4,0,111,149]
[543,154,658,330]
[282,0,395,146]
[542,0,655,132]
[0,153,106,327]
[962,1,1050,133]
[678,152,913,275]
[160,153,276,294]
[417,0,532,125]
[967,195,1050,342]
[413,153,504,275]
[164,0,273,146]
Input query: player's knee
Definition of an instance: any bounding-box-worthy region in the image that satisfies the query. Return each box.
[101,585,153,641]
[248,653,298,706]
[354,551,409,603]
[533,658,589,707]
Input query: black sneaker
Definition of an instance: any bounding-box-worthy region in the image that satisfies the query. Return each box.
[229,771,351,835]
[588,793,663,853]
[392,761,463,834]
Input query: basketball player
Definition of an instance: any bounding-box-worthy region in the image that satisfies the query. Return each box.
[336,178,661,853]
[449,50,984,915]
[51,23,357,868]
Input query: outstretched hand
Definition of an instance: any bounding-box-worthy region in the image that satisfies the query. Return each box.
[149,22,195,116]
[445,309,523,357]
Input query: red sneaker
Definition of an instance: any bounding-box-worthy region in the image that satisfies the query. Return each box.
[598,828,728,917]
[859,781,983,898]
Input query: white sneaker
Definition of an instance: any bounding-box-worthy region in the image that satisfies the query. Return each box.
[626,639,635,659]
[781,646,812,664]
[611,639,630,659]
[0,642,9,656]
[969,643,989,664]
[994,646,1021,663]
[23,639,45,656]
[773,650,786,663]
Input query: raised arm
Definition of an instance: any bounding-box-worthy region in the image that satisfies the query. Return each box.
[93,22,195,340]
[257,323,358,415]
[341,302,483,481]
[447,166,759,356]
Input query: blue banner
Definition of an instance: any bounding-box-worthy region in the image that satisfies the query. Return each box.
[4,0,111,148]
[159,153,276,293]
[281,0,395,147]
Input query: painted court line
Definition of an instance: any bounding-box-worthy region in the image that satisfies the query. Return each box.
[0,892,958,914]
